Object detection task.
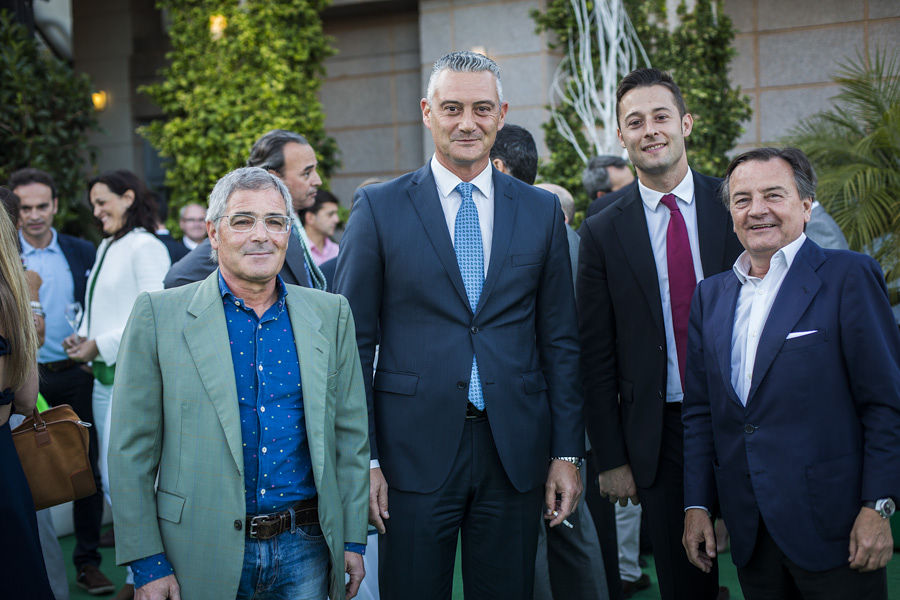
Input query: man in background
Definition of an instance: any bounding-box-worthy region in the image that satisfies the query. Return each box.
[489,122,538,185]
[301,189,341,265]
[584,155,635,217]
[179,202,207,249]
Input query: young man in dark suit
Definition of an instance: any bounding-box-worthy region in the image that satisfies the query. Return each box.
[577,69,742,600]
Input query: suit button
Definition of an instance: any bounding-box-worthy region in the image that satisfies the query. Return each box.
[657,391,663,399]
[657,345,663,351]
[234,519,243,530]
[456,381,467,390]
[470,326,479,334]
[744,424,755,434]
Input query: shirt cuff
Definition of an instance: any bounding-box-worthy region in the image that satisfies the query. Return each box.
[684,505,711,517]
[370,459,380,469]
[130,553,175,589]
[344,542,366,555]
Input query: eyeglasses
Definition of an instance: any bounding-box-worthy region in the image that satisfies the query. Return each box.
[217,213,292,234]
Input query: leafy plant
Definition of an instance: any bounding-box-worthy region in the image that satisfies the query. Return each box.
[141,1,337,232]
[786,49,900,298]
[0,11,99,234]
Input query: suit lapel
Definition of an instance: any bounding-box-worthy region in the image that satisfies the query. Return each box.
[409,165,471,310]
[612,184,666,337]
[712,274,744,407]
[476,170,515,316]
[184,273,244,475]
[694,172,728,279]
[747,240,823,403]
[286,291,329,485]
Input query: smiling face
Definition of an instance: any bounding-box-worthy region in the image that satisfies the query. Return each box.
[277,142,322,212]
[89,182,134,236]
[208,187,290,286]
[422,69,508,180]
[14,182,57,247]
[728,158,812,272]
[179,203,208,243]
[617,84,693,189]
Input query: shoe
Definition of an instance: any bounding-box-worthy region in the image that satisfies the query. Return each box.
[76,564,115,595]
[99,526,116,548]
[622,573,650,598]
[717,586,730,600]
[113,584,134,600]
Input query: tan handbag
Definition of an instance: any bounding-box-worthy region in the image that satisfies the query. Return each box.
[11,404,97,510]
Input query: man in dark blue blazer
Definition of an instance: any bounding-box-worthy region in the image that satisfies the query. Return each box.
[682,147,899,599]
[335,51,583,600]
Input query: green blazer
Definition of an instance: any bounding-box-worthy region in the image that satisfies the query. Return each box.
[109,272,369,599]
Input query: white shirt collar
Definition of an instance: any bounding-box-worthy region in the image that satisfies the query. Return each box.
[638,167,695,211]
[430,154,493,199]
[733,232,807,284]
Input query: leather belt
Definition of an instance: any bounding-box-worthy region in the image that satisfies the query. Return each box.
[39,359,78,372]
[246,497,318,539]
[465,403,487,421]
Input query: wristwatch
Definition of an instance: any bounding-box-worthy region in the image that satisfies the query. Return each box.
[863,498,896,519]
[551,456,584,470]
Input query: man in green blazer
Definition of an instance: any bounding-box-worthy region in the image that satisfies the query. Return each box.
[109,167,369,600]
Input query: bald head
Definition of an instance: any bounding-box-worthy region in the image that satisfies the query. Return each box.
[535,182,575,224]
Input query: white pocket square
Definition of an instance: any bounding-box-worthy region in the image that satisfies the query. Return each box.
[786,330,817,340]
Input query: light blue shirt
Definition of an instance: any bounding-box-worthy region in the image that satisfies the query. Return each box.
[639,169,703,402]
[730,233,807,405]
[20,229,76,363]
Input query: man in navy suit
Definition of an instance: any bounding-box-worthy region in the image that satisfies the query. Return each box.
[10,168,112,594]
[682,147,899,599]
[335,51,583,599]
[578,68,742,600]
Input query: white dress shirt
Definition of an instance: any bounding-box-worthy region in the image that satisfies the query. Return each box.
[639,168,703,402]
[431,154,494,277]
[730,233,807,405]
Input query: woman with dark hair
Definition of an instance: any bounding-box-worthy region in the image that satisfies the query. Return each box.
[0,200,54,598]
[63,171,170,595]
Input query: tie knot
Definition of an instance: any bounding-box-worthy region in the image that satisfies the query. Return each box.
[456,182,474,200]
[660,193,679,212]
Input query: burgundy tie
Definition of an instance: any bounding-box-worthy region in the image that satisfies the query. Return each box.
[660,193,696,388]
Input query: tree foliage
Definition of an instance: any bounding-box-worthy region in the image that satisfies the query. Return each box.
[141,0,337,229]
[786,49,900,298]
[0,11,99,233]
[533,0,751,226]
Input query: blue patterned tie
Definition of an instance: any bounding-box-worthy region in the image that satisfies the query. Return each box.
[454,182,485,410]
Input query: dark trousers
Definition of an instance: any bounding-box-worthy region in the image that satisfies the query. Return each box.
[378,417,543,600]
[586,450,624,600]
[38,364,103,569]
[737,517,887,600]
[637,402,719,600]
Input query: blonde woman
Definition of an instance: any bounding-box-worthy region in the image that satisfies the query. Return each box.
[0,204,53,597]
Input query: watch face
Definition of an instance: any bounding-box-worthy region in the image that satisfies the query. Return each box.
[884,498,896,517]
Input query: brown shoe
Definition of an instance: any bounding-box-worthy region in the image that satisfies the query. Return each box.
[622,573,650,598]
[99,526,115,548]
[76,564,115,595]
[113,584,134,600]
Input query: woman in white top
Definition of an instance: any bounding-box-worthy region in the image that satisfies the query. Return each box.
[63,170,170,505]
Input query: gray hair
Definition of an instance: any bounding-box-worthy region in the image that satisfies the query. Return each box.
[425,51,503,105]
[206,167,295,262]
[582,155,627,200]
[536,183,575,223]
[178,202,206,219]
[720,147,817,207]
[246,129,310,175]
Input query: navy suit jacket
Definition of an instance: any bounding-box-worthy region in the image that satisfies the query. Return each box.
[334,163,583,494]
[57,233,96,304]
[577,172,744,487]
[683,239,900,571]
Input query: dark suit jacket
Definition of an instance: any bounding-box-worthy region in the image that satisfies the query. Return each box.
[318,257,337,292]
[334,163,583,494]
[683,239,900,571]
[57,233,96,304]
[577,172,743,487]
[163,236,310,289]
[155,232,189,263]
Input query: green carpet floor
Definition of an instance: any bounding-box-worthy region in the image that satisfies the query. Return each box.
[57,529,899,599]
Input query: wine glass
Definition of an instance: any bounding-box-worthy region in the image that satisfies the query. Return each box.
[64,302,83,333]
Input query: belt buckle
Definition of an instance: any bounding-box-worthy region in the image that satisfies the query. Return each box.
[248,516,261,538]
[249,515,277,539]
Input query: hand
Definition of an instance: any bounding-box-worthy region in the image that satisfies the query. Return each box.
[62,333,84,350]
[683,508,716,573]
[66,338,99,362]
[344,550,365,599]
[135,574,181,600]
[369,467,389,534]
[597,464,639,506]
[544,459,583,528]
[848,507,893,572]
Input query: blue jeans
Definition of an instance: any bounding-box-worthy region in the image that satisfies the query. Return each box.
[236,523,329,600]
